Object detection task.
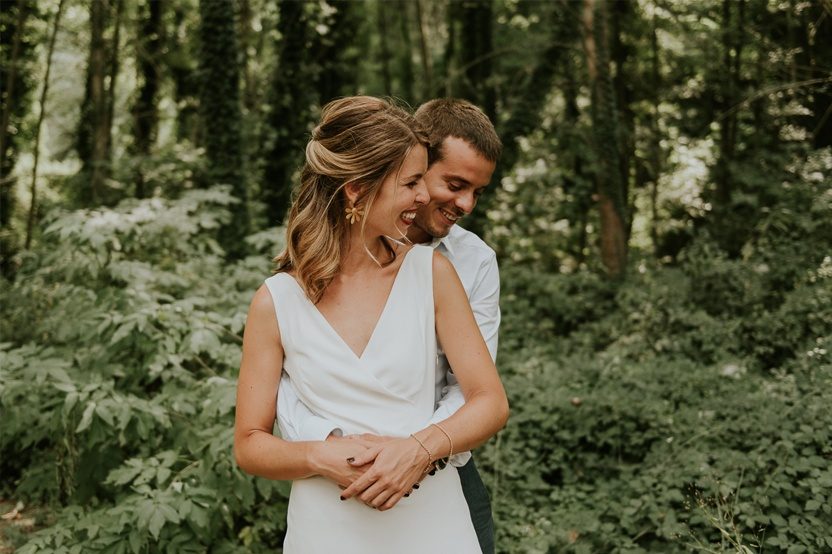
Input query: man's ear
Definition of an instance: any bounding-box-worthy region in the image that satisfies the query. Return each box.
[343,181,362,205]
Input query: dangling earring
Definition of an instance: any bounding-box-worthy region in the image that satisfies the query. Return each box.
[345,204,363,224]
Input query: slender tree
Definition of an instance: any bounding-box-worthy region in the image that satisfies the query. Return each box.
[459,0,495,121]
[0,0,34,276]
[314,0,362,104]
[582,0,628,277]
[262,0,314,226]
[198,0,249,257]
[377,0,392,95]
[807,0,832,148]
[26,0,66,249]
[131,0,164,198]
[169,6,199,144]
[414,0,433,101]
[396,0,415,103]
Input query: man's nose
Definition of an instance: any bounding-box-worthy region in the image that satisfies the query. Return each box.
[455,190,475,214]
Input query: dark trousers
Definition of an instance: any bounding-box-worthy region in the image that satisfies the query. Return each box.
[457,457,495,554]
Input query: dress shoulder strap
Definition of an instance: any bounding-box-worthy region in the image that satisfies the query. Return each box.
[263,272,310,351]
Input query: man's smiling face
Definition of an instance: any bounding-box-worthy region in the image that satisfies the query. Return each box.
[408,136,496,243]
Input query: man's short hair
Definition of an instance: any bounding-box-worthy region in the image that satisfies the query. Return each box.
[414,98,502,166]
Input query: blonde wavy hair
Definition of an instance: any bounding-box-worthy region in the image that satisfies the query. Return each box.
[274,96,428,303]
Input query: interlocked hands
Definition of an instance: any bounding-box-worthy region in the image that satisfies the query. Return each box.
[319,433,433,511]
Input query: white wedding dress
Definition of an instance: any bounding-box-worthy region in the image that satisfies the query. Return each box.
[264,245,480,553]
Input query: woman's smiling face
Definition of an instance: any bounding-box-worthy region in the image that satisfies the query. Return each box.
[365,144,429,240]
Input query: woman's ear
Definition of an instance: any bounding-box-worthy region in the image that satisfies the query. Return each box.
[343,181,362,206]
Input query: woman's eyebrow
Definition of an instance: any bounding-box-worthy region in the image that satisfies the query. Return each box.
[401,172,423,182]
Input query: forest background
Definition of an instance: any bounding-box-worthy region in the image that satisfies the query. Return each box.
[1,0,831,552]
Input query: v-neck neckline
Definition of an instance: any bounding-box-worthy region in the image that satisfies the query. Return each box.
[284,247,417,361]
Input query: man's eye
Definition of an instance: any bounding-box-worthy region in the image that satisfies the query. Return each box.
[448,183,461,191]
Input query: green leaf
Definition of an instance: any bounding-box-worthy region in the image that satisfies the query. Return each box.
[76,402,97,433]
[148,509,165,541]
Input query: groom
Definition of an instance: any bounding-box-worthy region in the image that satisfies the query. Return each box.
[277,98,502,553]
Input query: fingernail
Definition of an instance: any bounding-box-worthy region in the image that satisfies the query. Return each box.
[340,496,346,501]
[346,457,355,463]
[413,484,419,489]
[428,470,436,476]
[404,493,410,497]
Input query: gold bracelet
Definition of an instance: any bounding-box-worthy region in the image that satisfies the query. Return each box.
[409,433,433,472]
[431,423,453,469]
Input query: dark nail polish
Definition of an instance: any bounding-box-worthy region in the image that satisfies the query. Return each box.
[404,493,410,497]
[346,457,355,463]
[340,496,346,501]
[413,484,419,489]
[428,470,436,476]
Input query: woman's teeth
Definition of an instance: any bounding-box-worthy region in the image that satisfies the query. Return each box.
[401,212,416,222]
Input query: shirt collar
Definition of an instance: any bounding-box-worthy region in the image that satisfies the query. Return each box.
[427,230,456,257]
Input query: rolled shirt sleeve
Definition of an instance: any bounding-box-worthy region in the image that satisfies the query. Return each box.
[277,371,342,442]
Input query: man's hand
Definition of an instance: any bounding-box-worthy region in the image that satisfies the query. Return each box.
[309,435,374,489]
[338,437,430,511]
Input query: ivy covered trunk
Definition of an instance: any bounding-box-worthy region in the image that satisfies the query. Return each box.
[0,0,34,276]
[262,0,314,226]
[131,0,164,199]
[198,0,249,258]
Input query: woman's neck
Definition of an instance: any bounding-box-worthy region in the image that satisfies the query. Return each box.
[340,228,389,274]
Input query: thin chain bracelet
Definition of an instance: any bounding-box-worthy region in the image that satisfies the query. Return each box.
[431,423,453,470]
[409,433,434,473]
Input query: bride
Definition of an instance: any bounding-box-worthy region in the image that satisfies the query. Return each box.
[234,96,509,553]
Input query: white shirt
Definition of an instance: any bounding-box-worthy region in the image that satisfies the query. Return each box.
[275,225,500,466]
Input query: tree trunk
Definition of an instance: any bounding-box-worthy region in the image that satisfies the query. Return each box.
[582,0,628,277]
[397,0,415,103]
[649,15,661,257]
[808,0,832,147]
[262,0,314,225]
[414,0,433,101]
[78,0,110,205]
[27,0,66,249]
[563,53,592,265]
[238,0,257,113]
[314,0,361,104]
[610,0,634,236]
[459,0,495,121]
[198,0,249,257]
[377,0,392,95]
[0,0,32,277]
[131,0,164,198]
[104,0,123,164]
[0,0,28,179]
[170,6,199,144]
[714,0,744,208]
[440,1,458,97]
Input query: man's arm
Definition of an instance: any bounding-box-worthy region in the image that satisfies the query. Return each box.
[429,251,500,465]
[277,371,343,441]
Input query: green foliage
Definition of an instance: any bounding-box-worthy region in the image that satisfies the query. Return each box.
[478,151,832,553]
[1,188,288,552]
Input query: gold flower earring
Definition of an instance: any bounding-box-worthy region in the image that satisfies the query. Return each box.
[345,204,363,224]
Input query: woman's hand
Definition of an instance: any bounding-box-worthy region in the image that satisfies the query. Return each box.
[338,436,430,511]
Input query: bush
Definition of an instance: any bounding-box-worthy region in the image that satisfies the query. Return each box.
[1,189,290,552]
